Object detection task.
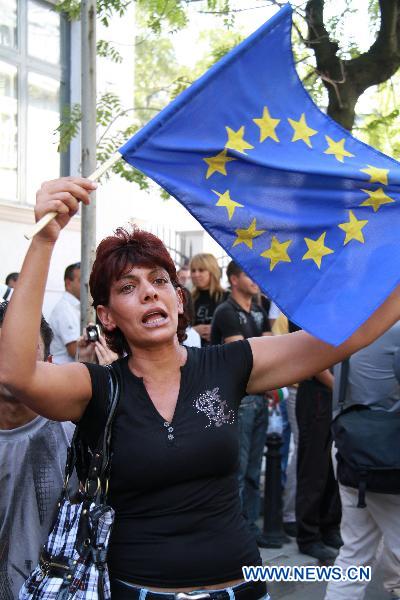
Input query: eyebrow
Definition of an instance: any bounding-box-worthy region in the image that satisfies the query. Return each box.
[117,268,168,283]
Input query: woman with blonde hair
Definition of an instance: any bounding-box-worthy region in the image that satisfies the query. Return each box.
[190,253,228,345]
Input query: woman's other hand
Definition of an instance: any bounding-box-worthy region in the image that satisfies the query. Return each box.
[76,324,118,365]
[75,332,96,363]
[94,336,119,365]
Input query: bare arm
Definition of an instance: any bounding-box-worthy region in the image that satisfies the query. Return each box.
[247,284,400,394]
[0,177,97,421]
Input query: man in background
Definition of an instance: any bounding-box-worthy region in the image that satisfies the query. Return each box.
[325,322,400,600]
[49,262,80,364]
[289,321,342,562]
[211,261,271,547]
[0,302,74,599]
[177,263,191,288]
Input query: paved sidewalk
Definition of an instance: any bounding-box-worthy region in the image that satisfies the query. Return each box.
[260,540,320,598]
[259,540,393,599]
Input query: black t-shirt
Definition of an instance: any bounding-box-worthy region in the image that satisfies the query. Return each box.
[80,341,261,587]
[193,290,229,346]
[211,297,271,345]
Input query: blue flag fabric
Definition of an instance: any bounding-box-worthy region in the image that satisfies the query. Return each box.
[119,3,400,346]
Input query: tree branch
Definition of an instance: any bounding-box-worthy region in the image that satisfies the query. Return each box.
[304,0,400,130]
[305,0,341,80]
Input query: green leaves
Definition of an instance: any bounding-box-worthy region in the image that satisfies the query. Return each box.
[57,0,130,25]
[55,0,81,20]
[96,93,122,126]
[96,40,123,62]
[56,103,82,153]
[97,0,130,27]
[97,125,150,186]
[136,0,187,33]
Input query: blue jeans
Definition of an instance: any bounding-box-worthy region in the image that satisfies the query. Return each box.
[238,395,268,528]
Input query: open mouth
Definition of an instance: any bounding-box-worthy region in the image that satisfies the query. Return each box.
[142,309,168,328]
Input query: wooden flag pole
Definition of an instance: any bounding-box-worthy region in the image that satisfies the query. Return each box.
[24,151,122,241]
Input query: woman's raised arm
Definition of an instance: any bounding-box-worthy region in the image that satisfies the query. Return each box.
[0,177,97,421]
[247,283,400,394]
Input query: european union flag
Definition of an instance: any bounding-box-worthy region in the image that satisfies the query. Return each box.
[119,3,400,346]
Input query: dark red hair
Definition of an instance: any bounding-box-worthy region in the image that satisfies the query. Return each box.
[89,226,189,355]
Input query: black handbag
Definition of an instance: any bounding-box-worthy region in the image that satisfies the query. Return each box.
[19,364,121,600]
[331,359,400,508]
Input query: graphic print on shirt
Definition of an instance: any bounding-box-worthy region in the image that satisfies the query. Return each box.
[196,304,212,324]
[238,312,247,326]
[194,387,234,427]
[250,310,265,332]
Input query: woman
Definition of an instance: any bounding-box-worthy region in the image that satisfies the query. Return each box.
[1,177,400,599]
[190,253,228,345]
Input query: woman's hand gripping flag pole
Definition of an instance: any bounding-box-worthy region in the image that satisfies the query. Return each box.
[24,151,122,240]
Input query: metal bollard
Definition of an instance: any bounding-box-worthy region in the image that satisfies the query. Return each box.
[262,432,287,547]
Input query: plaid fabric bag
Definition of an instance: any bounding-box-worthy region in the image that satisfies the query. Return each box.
[19,364,120,600]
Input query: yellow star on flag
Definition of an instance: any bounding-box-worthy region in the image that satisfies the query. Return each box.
[260,236,292,271]
[288,113,318,148]
[360,165,389,185]
[225,126,254,154]
[203,149,236,179]
[233,218,265,249]
[324,136,354,162]
[338,210,368,245]
[212,189,244,220]
[360,187,395,212]
[253,106,280,143]
[302,232,334,269]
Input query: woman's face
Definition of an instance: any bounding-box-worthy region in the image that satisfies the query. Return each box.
[191,266,211,290]
[97,265,183,349]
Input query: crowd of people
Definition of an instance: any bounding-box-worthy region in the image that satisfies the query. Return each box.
[0,176,399,600]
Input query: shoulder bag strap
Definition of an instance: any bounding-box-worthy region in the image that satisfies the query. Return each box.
[85,364,121,502]
[62,364,121,502]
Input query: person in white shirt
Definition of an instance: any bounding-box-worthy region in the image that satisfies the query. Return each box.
[49,262,80,364]
[0,284,13,302]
